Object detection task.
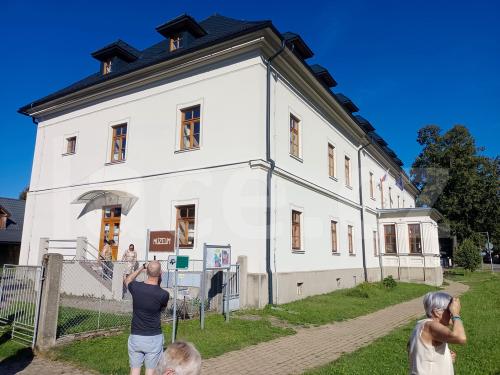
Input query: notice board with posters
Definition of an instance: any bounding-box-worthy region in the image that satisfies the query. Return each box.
[149,230,175,252]
[204,245,231,270]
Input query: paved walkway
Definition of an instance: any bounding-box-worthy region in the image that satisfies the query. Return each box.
[1,281,467,375]
[201,281,468,375]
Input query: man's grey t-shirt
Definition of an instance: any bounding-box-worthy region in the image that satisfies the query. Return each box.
[128,281,169,336]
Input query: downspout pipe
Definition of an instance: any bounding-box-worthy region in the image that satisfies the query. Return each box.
[357,142,371,282]
[265,40,286,305]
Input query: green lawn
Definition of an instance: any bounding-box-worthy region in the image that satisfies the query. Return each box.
[57,306,131,337]
[52,314,294,374]
[247,281,437,326]
[305,271,500,374]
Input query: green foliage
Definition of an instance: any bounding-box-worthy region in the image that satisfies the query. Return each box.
[410,125,499,248]
[382,275,397,289]
[306,272,500,375]
[454,238,482,272]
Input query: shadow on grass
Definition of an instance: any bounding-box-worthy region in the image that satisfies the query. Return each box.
[0,330,33,375]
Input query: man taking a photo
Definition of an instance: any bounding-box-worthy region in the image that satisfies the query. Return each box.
[124,261,169,375]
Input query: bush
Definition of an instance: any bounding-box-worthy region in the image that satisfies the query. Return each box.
[454,238,482,272]
[345,282,373,298]
[383,275,397,289]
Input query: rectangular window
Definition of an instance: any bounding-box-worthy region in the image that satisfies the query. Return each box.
[331,221,338,253]
[170,34,183,51]
[111,124,127,162]
[290,114,300,158]
[291,210,301,250]
[369,172,374,198]
[389,187,393,208]
[373,231,378,256]
[345,156,351,186]
[397,195,400,208]
[384,224,397,253]
[408,224,422,254]
[348,225,354,254]
[176,205,196,248]
[328,144,336,178]
[103,59,112,75]
[0,211,7,230]
[180,106,201,150]
[66,136,77,154]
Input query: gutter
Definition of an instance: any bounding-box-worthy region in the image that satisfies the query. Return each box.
[265,40,286,305]
[357,141,371,282]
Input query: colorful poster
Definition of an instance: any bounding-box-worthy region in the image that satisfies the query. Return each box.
[205,246,231,269]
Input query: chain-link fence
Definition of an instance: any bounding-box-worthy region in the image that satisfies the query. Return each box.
[56,259,220,340]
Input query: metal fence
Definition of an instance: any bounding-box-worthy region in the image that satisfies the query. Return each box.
[0,265,44,347]
[56,259,222,340]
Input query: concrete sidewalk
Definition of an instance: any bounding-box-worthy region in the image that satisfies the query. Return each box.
[201,281,468,375]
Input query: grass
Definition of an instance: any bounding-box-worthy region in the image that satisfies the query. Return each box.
[57,306,131,337]
[246,281,437,326]
[51,314,294,374]
[305,271,500,374]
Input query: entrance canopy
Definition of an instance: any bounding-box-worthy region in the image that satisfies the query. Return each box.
[72,190,138,218]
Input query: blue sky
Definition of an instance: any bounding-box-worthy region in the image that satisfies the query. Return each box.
[1,0,499,198]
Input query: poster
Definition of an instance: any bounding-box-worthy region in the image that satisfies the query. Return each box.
[205,246,231,269]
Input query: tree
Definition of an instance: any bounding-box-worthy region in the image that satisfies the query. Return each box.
[19,186,29,200]
[411,125,499,249]
[454,238,481,272]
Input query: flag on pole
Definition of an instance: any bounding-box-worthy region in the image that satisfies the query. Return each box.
[380,169,389,184]
[396,174,404,191]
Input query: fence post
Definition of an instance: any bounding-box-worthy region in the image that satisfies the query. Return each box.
[76,236,87,260]
[37,238,49,266]
[35,253,63,352]
[237,256,248,308]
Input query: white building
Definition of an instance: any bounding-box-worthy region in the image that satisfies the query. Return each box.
[19,14,443,307]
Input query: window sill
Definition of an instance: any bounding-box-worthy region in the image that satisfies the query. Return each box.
[62,152,75,157]
[175,147,200,154]
[105,160,126,166]
[290,154,303,163]
[345,185,353,190]
[331,252,341,256]
[370,196,376,201]
[292,250,305,254]
[329,176,338,182]
[349,253,356,256]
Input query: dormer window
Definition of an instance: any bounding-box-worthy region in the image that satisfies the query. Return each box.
[0,207,10,230]
[103,59,113,75]
[170,34,183,51]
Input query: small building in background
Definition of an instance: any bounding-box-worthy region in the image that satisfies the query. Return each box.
[0,197,25,266]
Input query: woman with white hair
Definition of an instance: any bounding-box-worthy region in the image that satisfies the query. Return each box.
[155,341,201,375]
[408,291,467,374]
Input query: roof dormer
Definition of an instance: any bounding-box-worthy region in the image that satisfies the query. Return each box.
[0,205,11,230]
[156,14,207,52]
[335,93,359,113]
[91,40,140,76]
[354,115,375,132]
[310,64,337,88]
[283,32,314,60]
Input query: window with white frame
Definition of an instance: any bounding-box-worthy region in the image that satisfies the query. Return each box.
[348,225,354,254]
[345,156,351,187]
[66,136,77,154]
[373,230,378,256]
[291,210,302,250]
[110,124,127,162]
[408,224,422,254]
[328,143,336,178]
[290,114,300,158]
[331,220,338,253]
[384,224,397,253]
[180,105,201,150]
[369,172,374,199]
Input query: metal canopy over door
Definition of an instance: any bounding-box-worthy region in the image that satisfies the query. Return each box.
[99,205,121,260]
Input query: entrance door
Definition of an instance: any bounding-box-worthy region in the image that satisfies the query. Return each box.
[99,205,121,260]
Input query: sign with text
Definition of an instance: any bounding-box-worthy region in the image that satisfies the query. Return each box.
[167,255,189,270]
[149,231,175,252]
[205,246,231,269]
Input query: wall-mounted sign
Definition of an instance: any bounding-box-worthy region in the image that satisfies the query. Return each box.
[149,230,175,252]
[205,245,231,269]
[167,255,189,270]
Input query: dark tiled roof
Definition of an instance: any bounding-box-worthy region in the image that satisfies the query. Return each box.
[354,115,375,132]
[19,14,272,113]
[282,32,314,59]
[91,39,141,62]
[310,64,337,88]
[334,93,359,113]
[0,198,25,244]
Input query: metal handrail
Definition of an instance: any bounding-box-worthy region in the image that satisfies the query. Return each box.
[82,240,113,282]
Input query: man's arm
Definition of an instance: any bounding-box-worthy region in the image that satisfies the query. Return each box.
[124,263,145,288]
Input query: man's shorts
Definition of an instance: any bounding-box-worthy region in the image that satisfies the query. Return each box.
[128,334,164,369]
